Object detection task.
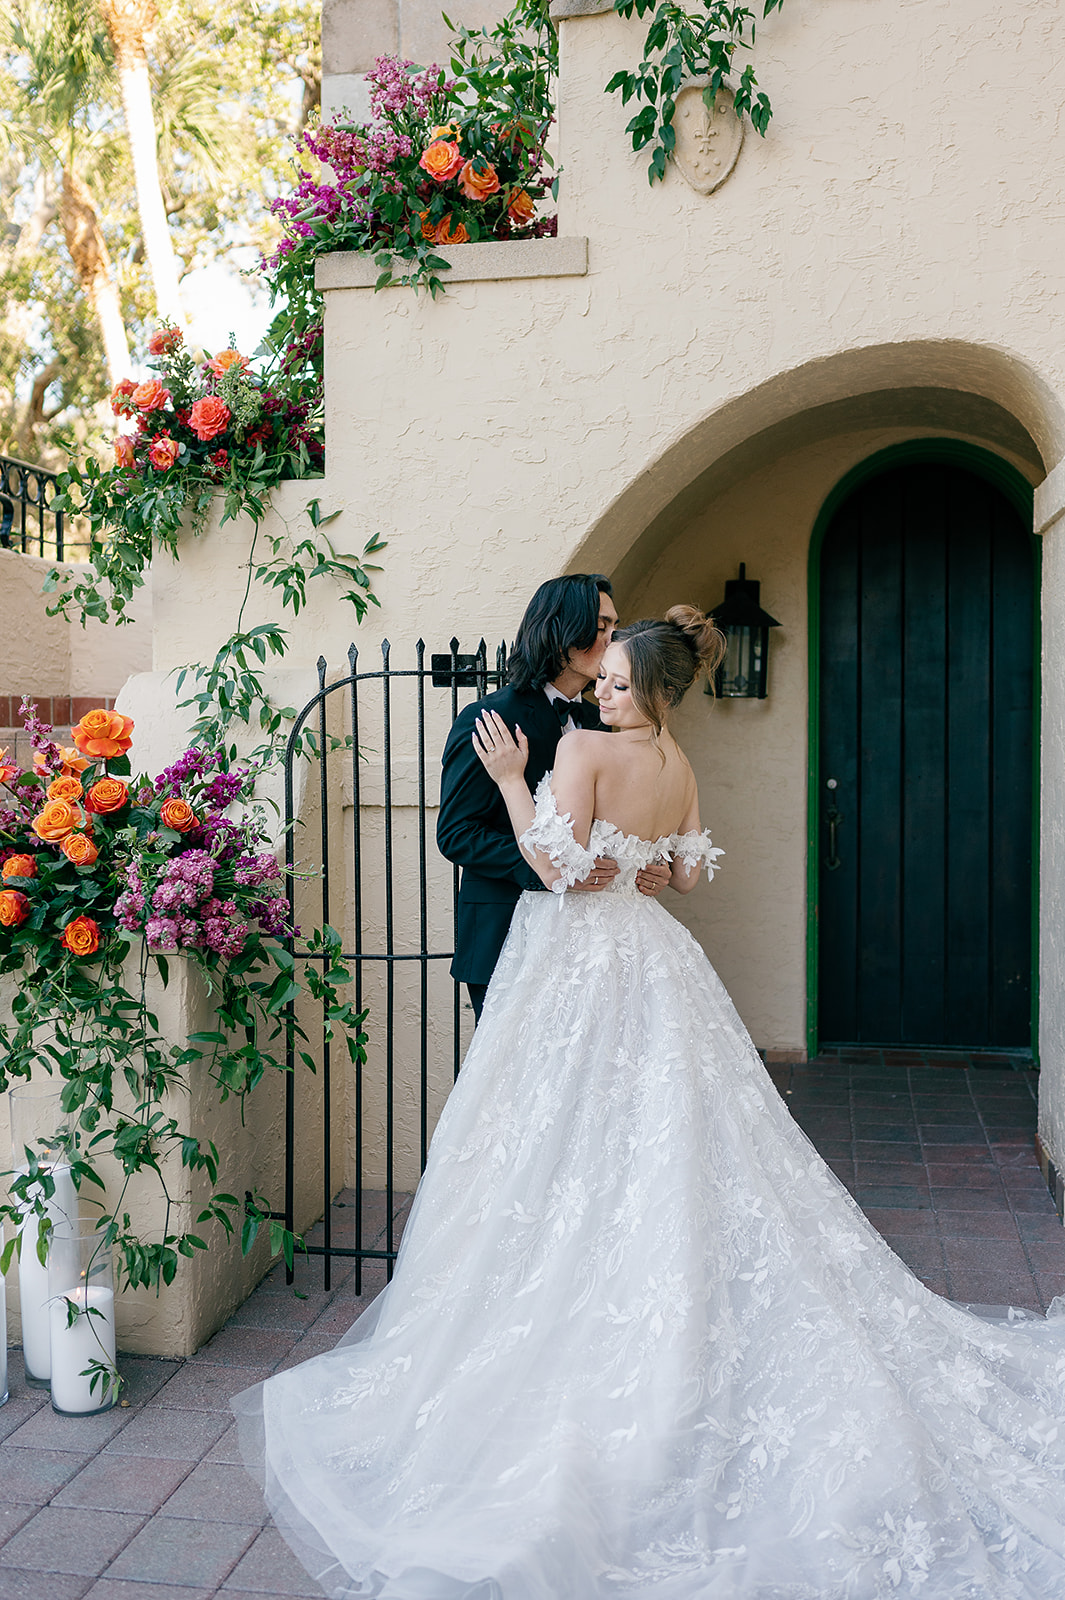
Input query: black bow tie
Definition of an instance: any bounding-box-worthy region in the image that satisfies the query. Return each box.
[550,697,581,728]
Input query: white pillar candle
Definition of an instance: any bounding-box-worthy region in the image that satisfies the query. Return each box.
[0,1271,7,1406]
[16,1164,79,1384]
[48,1285,116,1415]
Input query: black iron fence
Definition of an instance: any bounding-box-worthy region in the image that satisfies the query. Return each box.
[0,455,65,560]
[282,638,507,1290]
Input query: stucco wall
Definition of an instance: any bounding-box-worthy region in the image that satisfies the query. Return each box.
[0,548,152,733]
[306,0,1065,1177]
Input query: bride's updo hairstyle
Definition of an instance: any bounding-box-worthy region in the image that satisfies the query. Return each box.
[612,606,726,735]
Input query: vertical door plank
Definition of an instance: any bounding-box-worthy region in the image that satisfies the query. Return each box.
[943,473,993,1043]
[900,466,948,1044]
[855,479,904,1041]
[989,507,1034,1041]
[818,513,861,1040]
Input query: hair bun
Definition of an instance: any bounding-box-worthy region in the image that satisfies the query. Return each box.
[665,604,726,676]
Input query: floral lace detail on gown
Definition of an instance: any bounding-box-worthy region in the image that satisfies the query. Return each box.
[235,785,1065,1600]
[519,774,724,893]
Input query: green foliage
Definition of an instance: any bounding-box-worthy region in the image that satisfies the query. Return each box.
[0,0,320,463]
[607,0,784,183]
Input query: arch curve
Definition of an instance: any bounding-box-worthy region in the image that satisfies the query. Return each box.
[570,341,1060,591]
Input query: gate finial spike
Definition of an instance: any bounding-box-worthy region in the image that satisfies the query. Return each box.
[348,642,358,668]
[450,636,460,654]
[381,639,391,661]
[317,655,327,685]
[416,637,425,651]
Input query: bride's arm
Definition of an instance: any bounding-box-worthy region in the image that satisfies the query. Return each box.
[473,714,597,890]
[669,791,704,894]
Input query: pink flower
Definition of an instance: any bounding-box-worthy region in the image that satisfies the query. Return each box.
[113,435,136,470]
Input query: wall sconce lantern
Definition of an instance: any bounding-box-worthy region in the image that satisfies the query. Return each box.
[707,564,781,700]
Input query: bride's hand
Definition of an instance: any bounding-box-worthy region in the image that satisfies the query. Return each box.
[473,710,529,787]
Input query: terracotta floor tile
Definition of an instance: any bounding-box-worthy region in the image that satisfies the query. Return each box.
[53,1455,192,1515]
[0,1507,145,1577]
[0,1446,84,1505]
[160,1461,269,1525]
[0,1570,93,1600]
[105,1516,256,1589]
[933,1212,1021,1241]
[221,1526,324,1595]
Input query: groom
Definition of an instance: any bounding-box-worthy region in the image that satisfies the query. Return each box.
[438,574,668,1020]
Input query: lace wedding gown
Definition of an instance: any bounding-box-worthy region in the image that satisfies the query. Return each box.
[235,780,1065,1600]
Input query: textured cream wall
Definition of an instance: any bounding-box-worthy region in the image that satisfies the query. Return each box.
[113,0,1065,1216]
[0,550,151,702]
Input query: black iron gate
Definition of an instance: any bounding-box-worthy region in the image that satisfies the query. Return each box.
[281,638,507,1289]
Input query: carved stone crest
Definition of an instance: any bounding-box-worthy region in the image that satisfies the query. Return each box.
[673,81,744,195]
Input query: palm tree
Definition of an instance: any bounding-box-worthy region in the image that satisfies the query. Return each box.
[0,0,132,384]
[97,0,186,330]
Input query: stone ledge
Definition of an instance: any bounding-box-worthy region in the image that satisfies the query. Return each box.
[316,238,589,290]
[549,0,614,17]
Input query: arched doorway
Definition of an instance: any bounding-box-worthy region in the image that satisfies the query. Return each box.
[810,442,1038,1052]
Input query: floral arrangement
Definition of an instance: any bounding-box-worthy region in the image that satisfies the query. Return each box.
[0,701,290,975]
[0,701,366,1295]
[269,51,557,297]
[106,324,322,503]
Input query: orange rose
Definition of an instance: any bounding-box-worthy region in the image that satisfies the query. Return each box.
[418,210,436,241]
[60,832,99,867]
[0,748,18,784]
[110,378,138,417]
[47,776,84,804]
[507,188,535,228]
[430,123,460,141]
[159,797,198,833]
[59,915,100,957]
[34,746,90,779]
[206,348,249,377]
[71,710,134,761]
[32,798,84,842]
[131,377,171,413]
[147,325,183,356]
[84,778,129,815]
[419,140,463,183]
[458,158,500,202]
[0,889,29,928]
[148,434,180,471]
[434,214,469,245]
[187,396,230,442]
[114,435,136,470]
[2,855,36,880]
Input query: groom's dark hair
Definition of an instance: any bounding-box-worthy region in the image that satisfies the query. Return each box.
[506,574,613,692]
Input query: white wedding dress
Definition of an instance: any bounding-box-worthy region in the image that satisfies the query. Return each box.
[236,780,1065,1600]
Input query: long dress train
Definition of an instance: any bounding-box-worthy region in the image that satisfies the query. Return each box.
[235,780,1065,1600]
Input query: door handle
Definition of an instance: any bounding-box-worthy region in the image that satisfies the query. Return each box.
[824,778,842,872]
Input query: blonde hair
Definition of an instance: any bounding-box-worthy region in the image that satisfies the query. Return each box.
[612,606,726,735]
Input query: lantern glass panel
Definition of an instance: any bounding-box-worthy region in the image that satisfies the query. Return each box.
[718,625,768,698]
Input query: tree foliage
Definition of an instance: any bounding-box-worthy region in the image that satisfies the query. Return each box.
[0,0,320,466]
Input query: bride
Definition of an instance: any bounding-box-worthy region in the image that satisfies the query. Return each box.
[236,607,1065,1600]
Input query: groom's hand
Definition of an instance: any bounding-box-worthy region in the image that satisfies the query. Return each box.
[570,856,620,892]
[636,863,671,899]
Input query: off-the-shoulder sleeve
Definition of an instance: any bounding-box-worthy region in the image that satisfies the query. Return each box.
[670,829,724,880]
[519,776,597,894]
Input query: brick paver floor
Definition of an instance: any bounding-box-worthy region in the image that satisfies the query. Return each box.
[0,1062,1062,1599]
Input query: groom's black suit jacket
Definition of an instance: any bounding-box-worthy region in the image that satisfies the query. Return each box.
[437,684,603,986]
